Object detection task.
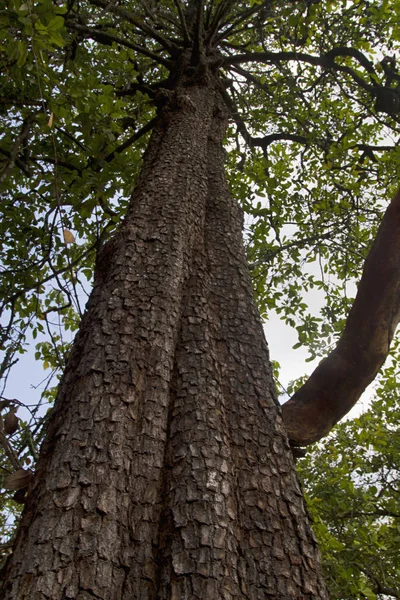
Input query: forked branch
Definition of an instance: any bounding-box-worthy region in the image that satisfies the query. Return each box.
[282,187,400,446]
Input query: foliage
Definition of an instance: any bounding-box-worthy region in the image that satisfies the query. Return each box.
[1,0,400,590]
[298,351,400,599]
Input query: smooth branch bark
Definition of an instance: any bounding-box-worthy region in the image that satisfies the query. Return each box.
[283,188,400,446]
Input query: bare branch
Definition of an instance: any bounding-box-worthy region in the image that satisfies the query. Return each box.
[30,156,83,175]
[104,116,158,163]
[173,0,191,44]
[191,0,205,64]
[207,0,236,45]
[213,0,274,45]
[88,0,180,54]
[0,114,36,184]
[0,97,42,107]
[65,19,173,68]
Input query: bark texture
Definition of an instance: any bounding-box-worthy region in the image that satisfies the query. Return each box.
[283,188,400,446]
[1,79,328,599]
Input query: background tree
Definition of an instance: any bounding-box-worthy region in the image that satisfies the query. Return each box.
[1,0,400,598]
[298,349,400,600]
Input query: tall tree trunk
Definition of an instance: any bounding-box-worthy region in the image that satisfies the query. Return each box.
[1,80,328,599]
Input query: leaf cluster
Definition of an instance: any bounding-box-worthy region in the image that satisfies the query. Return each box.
[298,352,400,599]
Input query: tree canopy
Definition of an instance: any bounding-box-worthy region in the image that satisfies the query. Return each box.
[1,0,400,594]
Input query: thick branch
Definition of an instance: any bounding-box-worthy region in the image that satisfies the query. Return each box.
[325,46,375,74]
[213,0,274,45]
[191,0,205,64]
[225,48,375,93]
[282,188,400,445]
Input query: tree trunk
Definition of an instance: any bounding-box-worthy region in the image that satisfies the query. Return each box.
[1,79,328,599]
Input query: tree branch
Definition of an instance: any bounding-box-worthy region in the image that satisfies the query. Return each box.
[88,0,180,54]
[224,84,395,155]
[104,116,158,163]
[206,0,236,45]
[191,0,205,65]
[173,0,191,44]
[0,97,42,107]
[248,231,338,269]
[282,187,400,445]
[115,78,170,99]
[0,148,31,178]
[213,0,274,45]
[325,46,375,74]
[65,20,173,68]
[30,156,83,175]
[0,115,36,184]
[230,65,273,96]
[357,564,400,600]
[224,48,375,93]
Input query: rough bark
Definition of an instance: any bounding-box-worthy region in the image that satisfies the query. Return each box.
[1,79,328,599]
[283,188,400,446]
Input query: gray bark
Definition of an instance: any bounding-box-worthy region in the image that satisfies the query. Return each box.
[1,78,328,599]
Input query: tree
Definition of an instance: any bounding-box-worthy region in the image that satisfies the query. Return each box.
[0,0,400,597]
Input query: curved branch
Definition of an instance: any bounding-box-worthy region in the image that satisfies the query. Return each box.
[325,47,375,74]
[282,187,400,445]
[223,84,396,155]
[224,48,376,93]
